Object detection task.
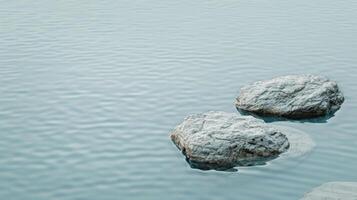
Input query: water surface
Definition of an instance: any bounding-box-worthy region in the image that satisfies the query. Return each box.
[1,0,357,199]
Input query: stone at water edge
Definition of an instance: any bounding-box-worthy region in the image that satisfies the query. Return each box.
[236,75,344,119]
[170,111,290,170]
[301,182,357,200]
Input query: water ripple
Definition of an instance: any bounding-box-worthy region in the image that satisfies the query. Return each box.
[1,0,357,199]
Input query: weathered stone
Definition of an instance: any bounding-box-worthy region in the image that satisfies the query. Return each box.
[301,182,357,200]
[236,75,344,119]
[170,111,290,170]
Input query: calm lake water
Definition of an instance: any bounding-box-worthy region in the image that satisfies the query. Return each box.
[1,0,357,199]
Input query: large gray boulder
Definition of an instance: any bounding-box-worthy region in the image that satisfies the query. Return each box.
[236,75,344,119]
[301,182,357,200]
[170,111,290,170]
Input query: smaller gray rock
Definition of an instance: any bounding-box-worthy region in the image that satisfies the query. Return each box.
[170,111,290,170]
[236,75,344,119]
[301,182,357,200]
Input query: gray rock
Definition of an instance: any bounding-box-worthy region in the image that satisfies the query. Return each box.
[170,111,290,170]
[301,182,357,200]
[236,75,344,119]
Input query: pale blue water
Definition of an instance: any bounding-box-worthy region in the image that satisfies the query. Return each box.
[1,0,357,199]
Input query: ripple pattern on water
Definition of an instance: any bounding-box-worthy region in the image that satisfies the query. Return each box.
[1,0,357,200]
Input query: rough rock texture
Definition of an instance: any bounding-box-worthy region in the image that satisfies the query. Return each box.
[301,182,357,200]
[236,75,344,119]
[170,111,290,170]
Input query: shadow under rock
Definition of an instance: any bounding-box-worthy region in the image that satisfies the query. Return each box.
[236,108,335,123]
[186,155,278,172]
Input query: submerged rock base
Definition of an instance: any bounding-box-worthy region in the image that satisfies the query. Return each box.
[301,182,357,200]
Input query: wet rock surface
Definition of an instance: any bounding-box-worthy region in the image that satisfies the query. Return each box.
[236,75,344,119]
[170,111,290,170]
[301,182,357,200]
